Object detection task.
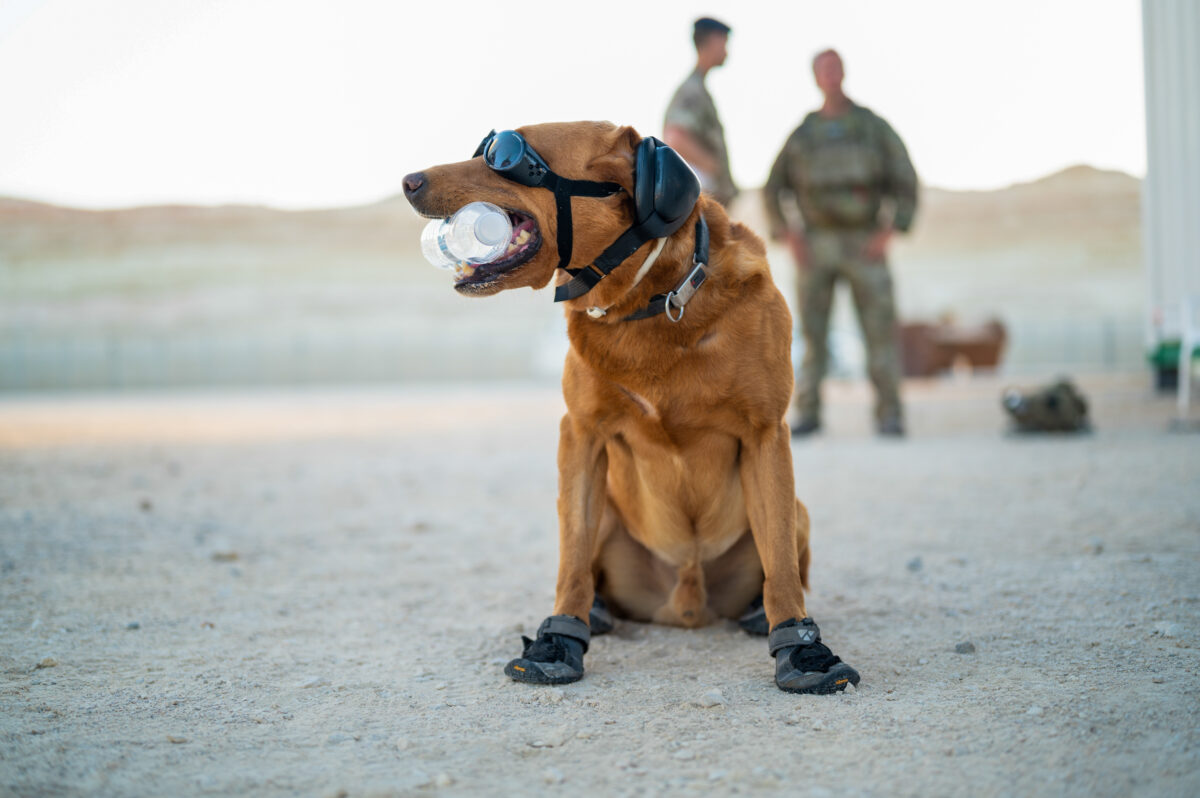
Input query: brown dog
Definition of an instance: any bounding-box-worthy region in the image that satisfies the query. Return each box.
[403,121,859,693]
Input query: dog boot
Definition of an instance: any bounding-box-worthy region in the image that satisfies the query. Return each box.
[589,596,615,635]
[737,594,769,636]
[769,617,860,694]
[504,614,590,685]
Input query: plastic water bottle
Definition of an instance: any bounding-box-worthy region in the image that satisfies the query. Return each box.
[419,201,511,269]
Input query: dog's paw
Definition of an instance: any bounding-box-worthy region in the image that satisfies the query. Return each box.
[504,614,590,685]
[769,618,860,694]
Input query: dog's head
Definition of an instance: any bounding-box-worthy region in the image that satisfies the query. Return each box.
[402,121,653,297]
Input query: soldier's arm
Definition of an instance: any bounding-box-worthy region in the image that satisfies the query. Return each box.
[878,118,918,232]
[763,145,795,240]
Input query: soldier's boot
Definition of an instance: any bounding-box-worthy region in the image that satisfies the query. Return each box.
[877,416,905,437]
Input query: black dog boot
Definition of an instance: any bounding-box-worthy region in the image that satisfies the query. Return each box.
[505,615,590,685]
[737,594,769,636]
[589,596,615,636]
[769,618,861,694]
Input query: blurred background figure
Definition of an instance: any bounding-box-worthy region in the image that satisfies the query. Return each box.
[764,48,917,437]
[663,17,738,208]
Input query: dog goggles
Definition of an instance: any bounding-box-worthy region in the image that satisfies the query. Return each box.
[474,129,622,278]
[471,128,701,307]
[476,129,551,188]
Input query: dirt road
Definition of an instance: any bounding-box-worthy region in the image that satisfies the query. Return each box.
[2,375,1197,796]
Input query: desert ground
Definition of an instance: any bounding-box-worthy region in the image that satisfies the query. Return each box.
[1,373,1197,797]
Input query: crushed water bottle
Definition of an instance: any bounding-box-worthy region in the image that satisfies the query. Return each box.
[420,201,512,270]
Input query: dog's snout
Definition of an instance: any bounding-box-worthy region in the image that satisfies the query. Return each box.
[402,172,427,200]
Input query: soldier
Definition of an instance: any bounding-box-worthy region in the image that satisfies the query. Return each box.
[663,17,738,207]
[764,48,918,437]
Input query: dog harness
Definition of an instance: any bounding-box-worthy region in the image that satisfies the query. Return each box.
[474,129,704,314]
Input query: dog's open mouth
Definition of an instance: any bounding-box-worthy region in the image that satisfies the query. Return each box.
[454,209,542,288]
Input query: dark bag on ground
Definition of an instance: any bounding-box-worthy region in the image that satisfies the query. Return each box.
[1002,379,1090,432]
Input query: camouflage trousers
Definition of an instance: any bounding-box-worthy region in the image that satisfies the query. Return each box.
[794,228,903,425]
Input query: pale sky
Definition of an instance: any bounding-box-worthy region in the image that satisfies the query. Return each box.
[0,0,1146,209]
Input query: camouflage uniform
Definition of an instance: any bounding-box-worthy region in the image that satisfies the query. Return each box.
[764,102,917,427]
[664,70,738,206]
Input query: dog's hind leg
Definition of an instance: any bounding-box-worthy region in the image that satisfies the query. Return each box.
[704,530,765,623]
[586,503,630,635]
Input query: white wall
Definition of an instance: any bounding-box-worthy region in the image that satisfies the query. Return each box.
[1142,0,1200,346]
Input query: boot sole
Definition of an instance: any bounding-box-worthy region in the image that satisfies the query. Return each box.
[776,662,861,695]
[504,658,583,685]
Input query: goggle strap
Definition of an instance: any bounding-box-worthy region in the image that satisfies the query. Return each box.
[472,129,497,159]
[548,175,624,273]
[554,225,655,303]
[557,178,623,198]
[550,176,574,272]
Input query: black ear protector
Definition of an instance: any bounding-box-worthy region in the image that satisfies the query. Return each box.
[473,129,701,303]
[633,137,701,233]
[553,136,701,302]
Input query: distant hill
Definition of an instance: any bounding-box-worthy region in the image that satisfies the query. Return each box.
[1,164,1140,267]
[911,165,1141,252]
[0,193,424,261]
[0,165,1147,389]
[733,164,1141,255]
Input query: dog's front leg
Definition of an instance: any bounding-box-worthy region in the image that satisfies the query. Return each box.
[740,420,806,626]
[740,420,861,694]
[553,413,608,621]
[504,414,606,685]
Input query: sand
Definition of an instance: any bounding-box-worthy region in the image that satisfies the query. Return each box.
[1,374,1198,797]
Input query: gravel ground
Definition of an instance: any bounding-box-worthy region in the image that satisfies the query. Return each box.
[1,374,1198,797]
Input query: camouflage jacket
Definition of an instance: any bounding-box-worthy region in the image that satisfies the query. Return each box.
[663,70,738,205]
[764,102,917,237]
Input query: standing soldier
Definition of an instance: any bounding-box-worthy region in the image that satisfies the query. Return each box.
[663,17,738,207]
[765,48,918,437]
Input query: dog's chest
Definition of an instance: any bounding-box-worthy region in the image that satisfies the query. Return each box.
[603,396,748,559]
[616,384,660,421]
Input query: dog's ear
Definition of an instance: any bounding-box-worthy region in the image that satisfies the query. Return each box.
[586,125,642,196]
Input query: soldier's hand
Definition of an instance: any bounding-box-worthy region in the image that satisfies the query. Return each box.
[862,227,893,261]
[785,230,810,270]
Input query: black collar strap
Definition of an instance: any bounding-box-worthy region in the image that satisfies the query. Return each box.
[622,215,709,322]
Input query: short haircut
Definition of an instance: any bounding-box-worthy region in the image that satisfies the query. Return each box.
[693,17,731,49]
[812,48,843,72]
